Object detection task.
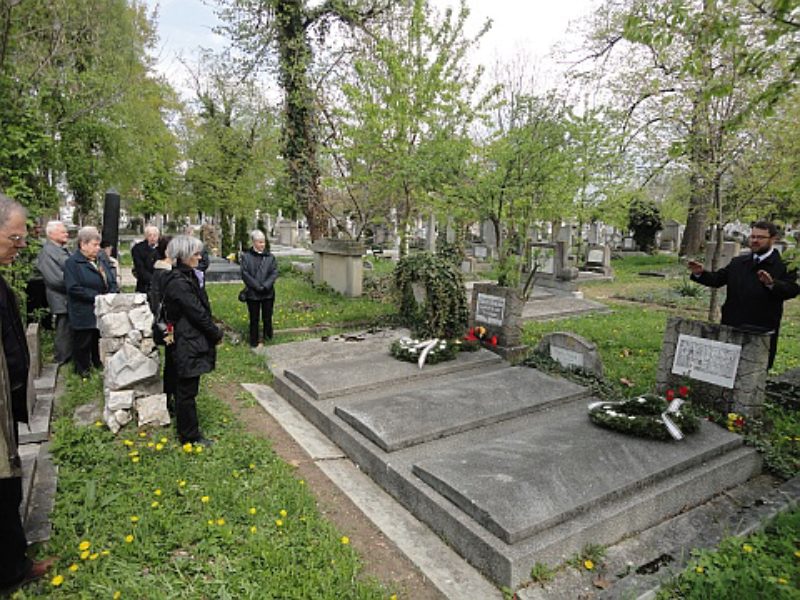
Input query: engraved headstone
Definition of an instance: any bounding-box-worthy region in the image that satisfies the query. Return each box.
[475,293,506,327]
[657,317,770,416]
[470,283,526,362]
[536,332,603,377]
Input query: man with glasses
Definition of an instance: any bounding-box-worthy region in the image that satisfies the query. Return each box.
[0,193,56,592]
[688,220,800,368]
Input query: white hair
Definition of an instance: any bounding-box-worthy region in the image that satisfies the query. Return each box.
[144,225,160,236]
[76,226,101,246]
[46,220,65,236]
[250,230,266,242]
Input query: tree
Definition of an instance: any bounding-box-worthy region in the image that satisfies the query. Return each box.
[216,0,390,241]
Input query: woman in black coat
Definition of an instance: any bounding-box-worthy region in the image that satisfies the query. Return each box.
[240,230,278,348]
[64,226,119,378]
[147,237,176,412]
[162,235,223,445]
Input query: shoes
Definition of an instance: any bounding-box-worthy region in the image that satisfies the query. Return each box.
[193,437,215,447]
[0,557,57,593]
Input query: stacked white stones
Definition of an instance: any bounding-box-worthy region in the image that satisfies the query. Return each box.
[95,293,170,433]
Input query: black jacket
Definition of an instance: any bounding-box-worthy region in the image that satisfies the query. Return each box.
[0,274,30,423]
[240,248,278,301]
[131,240,158,293]
[163,263,223,378]
[64,250,119,330]
[692,251,799,333]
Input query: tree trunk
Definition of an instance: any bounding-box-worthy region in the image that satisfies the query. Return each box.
[276,0,325,241]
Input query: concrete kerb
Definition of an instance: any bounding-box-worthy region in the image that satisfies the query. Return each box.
[241,383,503,600]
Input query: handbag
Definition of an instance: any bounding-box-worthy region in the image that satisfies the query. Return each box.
[238,288,248,302]
[152,301,173,346]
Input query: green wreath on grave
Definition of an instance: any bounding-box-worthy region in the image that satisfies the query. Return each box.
[390,337,460,365]
[588,392,700,441]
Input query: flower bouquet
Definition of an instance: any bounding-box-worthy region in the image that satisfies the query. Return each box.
[460,326,498,352]
[588,386,699,441]
[390,337,459,368]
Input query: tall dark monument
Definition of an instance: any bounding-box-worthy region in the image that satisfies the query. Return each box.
[102,188,121,258]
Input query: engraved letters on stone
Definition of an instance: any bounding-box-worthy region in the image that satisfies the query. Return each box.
[475,293,506,327]
[671,334,742,389]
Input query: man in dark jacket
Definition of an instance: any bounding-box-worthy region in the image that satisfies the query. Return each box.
[37,220,72,364]
[131,225,159,293]
[0,194,55,592]
[240,230,278,347]
[689,221,800,368]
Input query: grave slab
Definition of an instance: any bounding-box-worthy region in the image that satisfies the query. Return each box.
[412,406,743,544]
[284,348,503,401]
[335,367,588,451]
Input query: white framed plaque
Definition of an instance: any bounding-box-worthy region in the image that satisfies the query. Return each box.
[475,293,505,326]
[671,334,741,389]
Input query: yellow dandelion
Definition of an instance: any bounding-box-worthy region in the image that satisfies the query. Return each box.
[138,431,147,438]
[155,443,164,451]
[695,566,704,573]
[101,550,110,556]
[124,534,134,543]
[154,489,162,496]
[89,553,99,561]
[201,495,210,504]
[113,592,122,600]
[341,536,350,545]
[131,456,140,463]
[79,540,91,551]
[123,440,134,447]
[275,519,284,527]
[216,518,225,526]
[207,519,214,525]
[223,417,229,423]
[182,442,193,453]
[94,420,103,427]
[390,595,397,600]
[583,559,594,570]
[128,450,139,457]
[795,550,800,559]
[249,463,256,470]
[299,479,305,486]
[742,544,753,553]
[194,445,203,454]
[80,550,90,560]
[250,526,258,533]
[232,470,240,478]
[146,442,154,448]
[249,507,257,515]
[279,509,287,518]
[160,437,168,444]
[151,501,159,509]
[178,480,186,488]
[130,515,139,523]
[68,563,79,572]
[51,574,64,587]
[777,577,788,585]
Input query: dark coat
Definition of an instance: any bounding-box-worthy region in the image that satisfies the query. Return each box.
[36,239,71,314]
[0,274,30,424]
[692,251,799,366]
[240,248,278,301]
[64,250,119,330]
[147,260,173,316]
[131,240,158,293]
[163,263,223,378]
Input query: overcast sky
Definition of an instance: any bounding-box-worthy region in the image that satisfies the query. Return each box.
[145,0,599,98]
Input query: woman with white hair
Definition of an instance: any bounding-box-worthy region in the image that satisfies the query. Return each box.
[161,235,223,445]
[240,230,278,348]
[64,226,119,378]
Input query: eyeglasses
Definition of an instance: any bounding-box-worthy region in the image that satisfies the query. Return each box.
[7,234,26,246]
[750,235,771,240]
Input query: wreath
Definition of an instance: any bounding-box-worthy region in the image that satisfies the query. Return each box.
[390,337,460,367]
[588,392,699,441]
[460,326,498,352]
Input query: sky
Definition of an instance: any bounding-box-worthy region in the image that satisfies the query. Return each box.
[144,0,599,99]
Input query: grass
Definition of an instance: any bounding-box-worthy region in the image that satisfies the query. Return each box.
[18,341,392,599]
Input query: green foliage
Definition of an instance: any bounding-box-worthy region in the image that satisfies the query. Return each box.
[567,543,607,570]
[656,508,800,599]
[628,196,663,253]
[530,562,556,584]
[394,252,468,339]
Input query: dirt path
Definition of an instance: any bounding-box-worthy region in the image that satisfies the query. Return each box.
[214,382,445,600]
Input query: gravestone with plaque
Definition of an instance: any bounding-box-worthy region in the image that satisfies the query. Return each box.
[656,317,770,416]
[470,283,527,362]
[536,331,603,376]
[582,244,612,275]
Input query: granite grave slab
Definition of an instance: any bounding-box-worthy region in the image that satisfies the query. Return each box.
[335,367,588,451]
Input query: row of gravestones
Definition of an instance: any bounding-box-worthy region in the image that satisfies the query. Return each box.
[471,284,770,418]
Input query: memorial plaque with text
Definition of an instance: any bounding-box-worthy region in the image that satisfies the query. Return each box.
[475,293,506,326]
[671,334,741,388]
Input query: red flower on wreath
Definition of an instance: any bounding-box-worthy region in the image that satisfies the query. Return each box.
[678,385,690,398]
[489,335,498,347]
[665,389,675,402]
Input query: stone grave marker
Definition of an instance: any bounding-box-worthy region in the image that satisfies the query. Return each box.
[470,283,527,361]
[656,316,770,416]
[582,244,612,275]
[704,240,741,269]
[535,331,603,376]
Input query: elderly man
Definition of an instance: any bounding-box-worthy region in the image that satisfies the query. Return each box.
[0,194,55,592]
[36,220,72,364]
[131,225,159,293]
[688,220,800,368]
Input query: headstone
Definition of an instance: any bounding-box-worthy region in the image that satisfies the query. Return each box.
[623,237,636,250]
[582,244,612,275]
[278,219,298,246]
[660,219,683,252]
[536,332,603,377]
[656,317,770,416]
[205,256,242,282]
[473,244,489,260]
[470,283,527,362]
[704,240,741,269]
[312,238,365,297]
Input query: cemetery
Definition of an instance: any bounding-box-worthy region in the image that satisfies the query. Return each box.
[4,1,800,598]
